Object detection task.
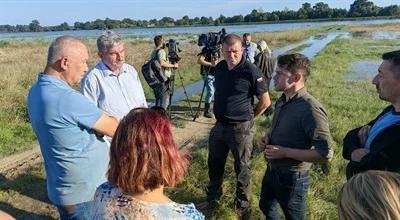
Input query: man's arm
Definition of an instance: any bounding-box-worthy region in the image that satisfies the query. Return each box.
[159,59,178,68]
[254,92,271,117]
[93,113,118,137]
[265,145,328,163]
[157,50,178,68]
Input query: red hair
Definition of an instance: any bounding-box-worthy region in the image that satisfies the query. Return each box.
[108,108,188,194]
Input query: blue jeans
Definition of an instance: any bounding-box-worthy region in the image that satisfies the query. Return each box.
[152,81,170,109]
[56,201,93,220]
[259,168,311,220]
[202,73,215,104]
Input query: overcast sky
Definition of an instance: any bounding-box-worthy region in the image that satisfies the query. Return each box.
[0,0,398,26]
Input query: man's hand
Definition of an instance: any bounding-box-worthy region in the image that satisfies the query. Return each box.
[173,63,179,68]
[351,148,369,162]
[358,125,371,147]
[259,134,268,147]
[264,145,287,160]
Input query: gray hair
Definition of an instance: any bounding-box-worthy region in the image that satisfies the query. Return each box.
[97,30,122,52]
[47,36,84,64]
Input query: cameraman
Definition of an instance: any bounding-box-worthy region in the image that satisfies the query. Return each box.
[151,35,178,109]
[197,46,220,118]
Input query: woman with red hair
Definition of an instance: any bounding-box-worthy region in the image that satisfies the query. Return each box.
[92,108,204,219]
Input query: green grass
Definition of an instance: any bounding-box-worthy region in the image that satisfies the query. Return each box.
[168,37,397,219]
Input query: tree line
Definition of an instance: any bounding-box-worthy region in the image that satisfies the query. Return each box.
[1,0,399,33]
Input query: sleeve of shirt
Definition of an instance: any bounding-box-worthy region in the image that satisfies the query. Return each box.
[80,73,99,105]
[302,106,333,159]
[60,91,103,129]
[251,67,268,97]
[158,49,167,61]
[342,105,393,160]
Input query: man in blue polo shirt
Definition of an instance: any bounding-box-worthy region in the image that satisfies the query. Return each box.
[28,36,118,220]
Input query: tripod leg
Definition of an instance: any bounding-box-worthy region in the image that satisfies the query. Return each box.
[194,74,207,121]
[175,69,196,118]
[167,76,175,118]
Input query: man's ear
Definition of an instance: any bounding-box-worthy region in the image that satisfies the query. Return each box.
[59,57,68,71]
[289,71,302,84]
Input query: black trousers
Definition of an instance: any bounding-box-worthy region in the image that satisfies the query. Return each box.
[207,120,253,210]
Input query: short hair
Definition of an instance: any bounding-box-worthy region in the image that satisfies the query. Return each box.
[108,108,188,194]
[97,30,122,53]
[47,36,84,64]
[222,34,242,46]
[382,50,400,75]
[243,33,251,38]
[154,35,163,47]
[277,53,310,79]
[337,170,400,220]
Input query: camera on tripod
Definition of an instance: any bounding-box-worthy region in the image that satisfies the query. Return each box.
[166,39,181,64]
[197,28,226,59]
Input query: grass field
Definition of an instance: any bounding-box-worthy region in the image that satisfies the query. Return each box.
[0,26,331,157]
[0,24,398,219]
[169,36,397,219]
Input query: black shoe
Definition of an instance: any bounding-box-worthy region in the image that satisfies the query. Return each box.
[203,102,214,118]
[203,110,214,118]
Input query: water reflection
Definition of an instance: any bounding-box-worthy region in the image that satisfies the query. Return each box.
[171,32,342,104]
[343,61,380,81]
[352,31,400,40]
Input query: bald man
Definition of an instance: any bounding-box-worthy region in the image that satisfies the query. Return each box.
[28,36,118,219]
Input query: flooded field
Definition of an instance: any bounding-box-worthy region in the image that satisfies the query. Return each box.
[343,60,381,81]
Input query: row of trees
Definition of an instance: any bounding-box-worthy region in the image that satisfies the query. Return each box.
[1,0,399,33]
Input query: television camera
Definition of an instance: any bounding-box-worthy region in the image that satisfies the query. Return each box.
[166,39,181,64]
[197,28,226,59]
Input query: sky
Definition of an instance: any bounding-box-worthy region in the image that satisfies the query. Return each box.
[0,0,399,26]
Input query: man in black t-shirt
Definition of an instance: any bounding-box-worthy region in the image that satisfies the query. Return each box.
[198,34,271,217]
[197,46,220,118]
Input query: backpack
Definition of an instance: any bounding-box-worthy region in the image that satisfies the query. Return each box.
[141,49,167,88]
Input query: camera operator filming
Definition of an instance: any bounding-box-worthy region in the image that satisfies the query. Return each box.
[150,35,178,110]
[195,28,226,119]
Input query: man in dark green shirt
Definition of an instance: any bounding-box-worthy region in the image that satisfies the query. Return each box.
[259,53,333,220]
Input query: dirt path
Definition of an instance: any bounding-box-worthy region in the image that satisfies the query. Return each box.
[0,117,214,220]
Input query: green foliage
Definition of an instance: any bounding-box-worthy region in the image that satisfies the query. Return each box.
[1,1,400,33]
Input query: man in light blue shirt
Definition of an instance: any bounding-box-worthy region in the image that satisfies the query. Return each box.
[242,33,259,63]
[243,33,260,63]
[81,30,147,120]
[28,36,118,220]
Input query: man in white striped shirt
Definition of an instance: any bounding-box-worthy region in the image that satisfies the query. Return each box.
[81,30,147,121]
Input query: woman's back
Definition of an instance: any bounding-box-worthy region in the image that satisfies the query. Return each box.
[92,183,204,220]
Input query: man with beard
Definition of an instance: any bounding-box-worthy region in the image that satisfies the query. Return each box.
[343,50,400,179]
[150,35,178,109]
